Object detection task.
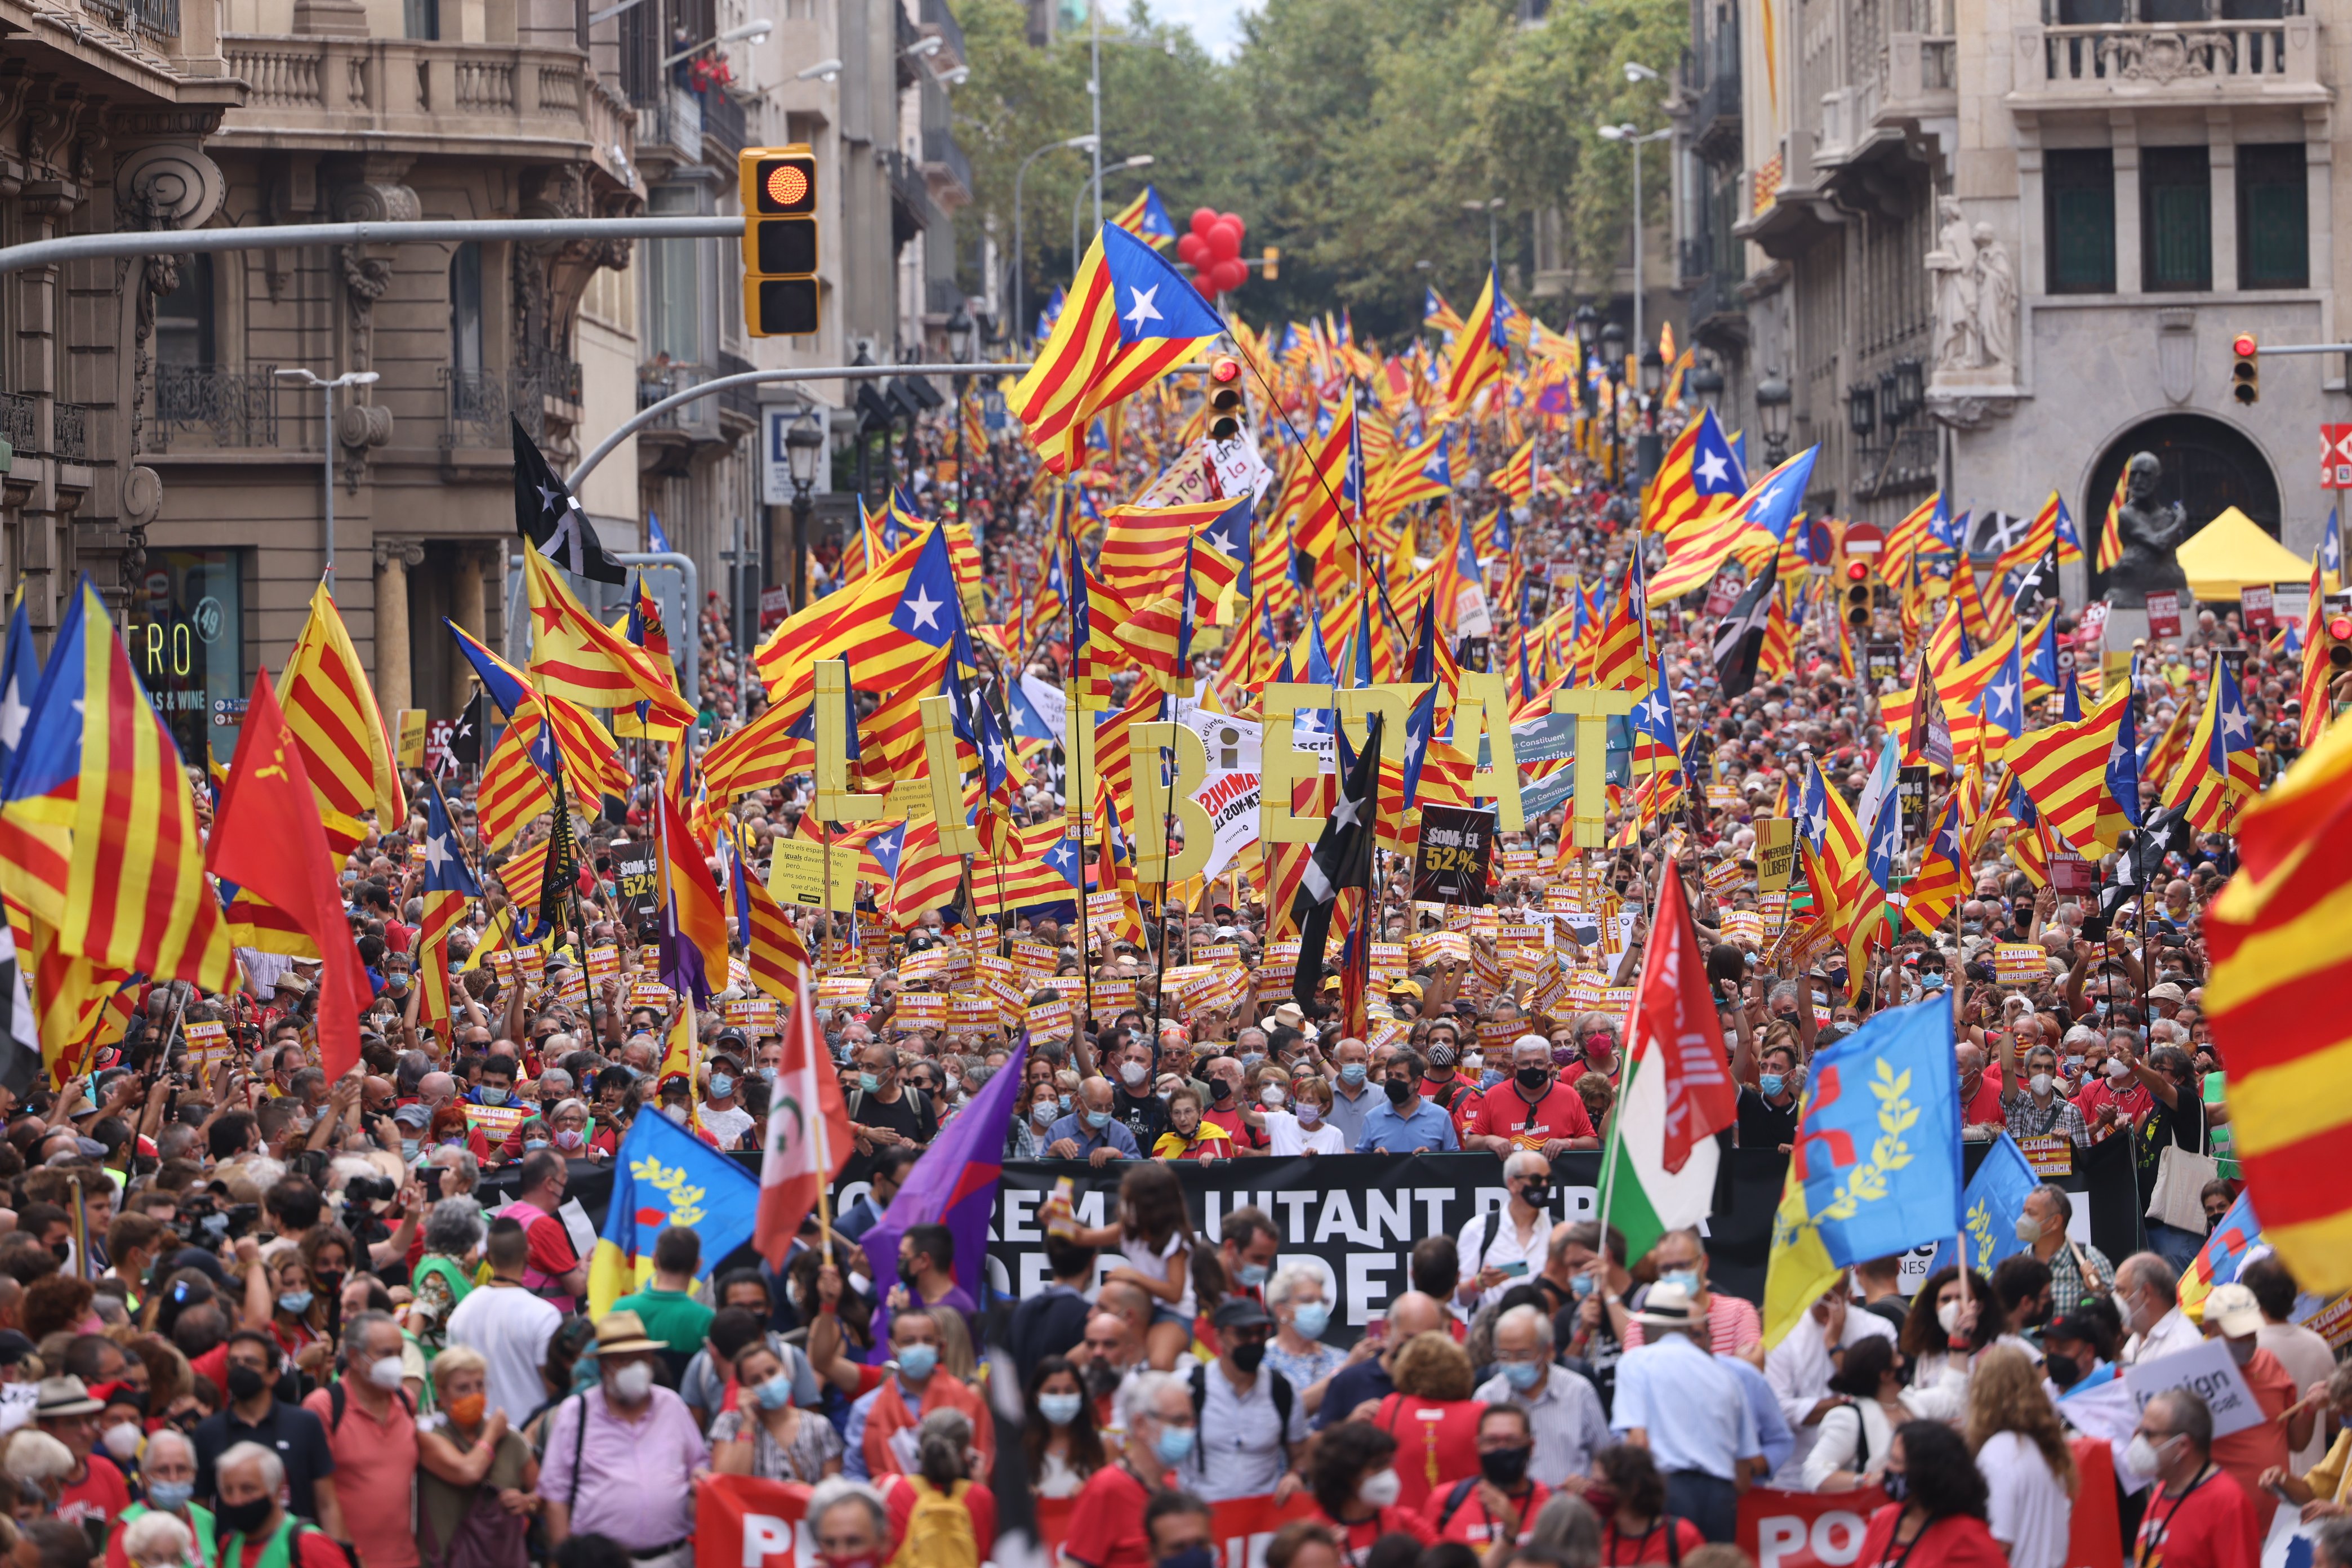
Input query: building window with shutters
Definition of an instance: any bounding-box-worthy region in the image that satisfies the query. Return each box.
[2044,149,2114,294]
[2237,143,2308,290]
[2141,145,2212,292]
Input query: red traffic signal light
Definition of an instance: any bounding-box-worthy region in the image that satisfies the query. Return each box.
[1845,560,1869,582]
[2330,614,2352,640]
[741,146,820,337]
[1206,355,1245,441]
[2232,332,2259,358]
[2230,332,2260,404]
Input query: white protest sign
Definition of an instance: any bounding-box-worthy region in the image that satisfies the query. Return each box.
[2122,1339,2265,1438]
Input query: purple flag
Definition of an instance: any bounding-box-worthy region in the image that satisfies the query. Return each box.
[859,1036,1029,1338]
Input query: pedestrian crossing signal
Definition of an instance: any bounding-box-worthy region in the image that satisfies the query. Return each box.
[742,146,819,337]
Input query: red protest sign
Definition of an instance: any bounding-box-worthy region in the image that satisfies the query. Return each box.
[2323,424,2352,489]
[2146,590,2182,640]
[696,1474,811,1567]
[1036,1493,1316,1568]
[1738,1485,1887,1568]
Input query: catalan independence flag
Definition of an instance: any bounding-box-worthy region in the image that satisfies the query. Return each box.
[0,579,230,995]
[1110,184,1177,248]
[657,742,729,1005]
[1012,223,1223,474]
[2003,685,2135,857]
[417,783,480,1046]
[524,550,696,728]
[279,582,405,856]
[1443,269,1508,417]
[2096,467,2129,573]
[586,1104,758,1317]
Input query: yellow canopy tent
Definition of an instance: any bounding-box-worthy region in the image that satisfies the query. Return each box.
[2175,506,2311,602]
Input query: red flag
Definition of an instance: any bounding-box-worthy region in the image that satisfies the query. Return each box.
[755,965,853,1265]
[1636,871,1738,1174]
[206,670,373,1079]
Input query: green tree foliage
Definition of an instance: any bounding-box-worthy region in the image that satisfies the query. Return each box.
[950,0,1685,342]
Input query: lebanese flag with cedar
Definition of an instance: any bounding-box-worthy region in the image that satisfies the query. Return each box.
[755,964,853,1263]
[1639,870,1740,1173]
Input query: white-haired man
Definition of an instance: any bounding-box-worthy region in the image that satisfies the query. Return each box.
[1456,1152,1553,1312]
[1465,1036,1597,1158]
[212,1442,344,1568]
[1062,1371,1197,1568]
[1472,1304,1610,1487]
[808,1478,891,1568]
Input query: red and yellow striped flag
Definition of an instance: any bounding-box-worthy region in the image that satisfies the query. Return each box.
[2002,685,2133,857]
[279,582,404,856]
[523,551,696,728]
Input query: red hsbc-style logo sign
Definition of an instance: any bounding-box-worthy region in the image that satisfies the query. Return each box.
[1739,1485,1888,1568]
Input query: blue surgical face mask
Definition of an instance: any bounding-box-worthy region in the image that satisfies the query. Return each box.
[1921,974,1945,992]
[2094,1001,2110,1017]
[145,1480,194,1514]
[1659,1269,1701,1296]
[278,1290,313,1316]
[479,1086,509,1106]
[1570,1273,1596,1299]
[858,1072,881,1094]
[755,1374,795,1410]
[709,1074,735,1099]
[1059,1093,1073,1112]
[1758,1073,1785,1098]
[400,1139,421,1161]
[1155,1423,1197,1464]
[525,1139,549,1152]
[1241,1053,1265,1071]
[1291,1300,1331,1339]
[896,1344,938,1381]
[1038,1392,1084,1427]
[1239,1263,1269,1288]
[1085,1108,1113,1129]
[1502,1359,1544,1391]
[1340,1063,1367,1086]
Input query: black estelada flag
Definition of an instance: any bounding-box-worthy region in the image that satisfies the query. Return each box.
[0,923,37,1099]
[1712,560,1781,698]
[449,688,485,773]
[514,416,628,585]
[1292,712,1383,1010]
[2011,542,2060,617]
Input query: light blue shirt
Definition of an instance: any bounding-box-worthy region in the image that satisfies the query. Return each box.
[1609,1330,1761,1481]
[1717,1352,1794,1476]
[1043,1112,1141,1158]
[1353,1096,1459,1153]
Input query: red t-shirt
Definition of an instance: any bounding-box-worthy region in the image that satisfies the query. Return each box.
[1855,1508,2011,1568]
[1421,1077,1484,1136]
[1468,1081,1596,1151]
[880,1476,996,1560]
[226,1525,348,1568]
[1062,1463,1171,1568]
[2135,1468,2263,1568]
[1202,1106,1266,1151]
[1599,1518,1708,1567]
[1326,1505,1436,1563]
[56,1454,131,1534]
[1372,1395,1485,1515]
[2075,1079,2155,1139]
[2212,1348,2296,1535]
[1427,1480,1551,1548]
[189,1342,230,1398]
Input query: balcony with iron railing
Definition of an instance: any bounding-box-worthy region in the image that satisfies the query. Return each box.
[81,0,179,42]
[922,125,973,203]
[636,360,731,446]
[442,352,582,447]
[150,366,280,451]
[920,0,966,64]
[1689,15,1743,163]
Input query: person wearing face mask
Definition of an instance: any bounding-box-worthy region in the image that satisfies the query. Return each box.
[414,1346,534,1567]
[2011,1186,2112,1317]
[2195,1284,2311,1536]
[2114,1252,2205,1366]
[697,1051,756,1150]
[487,1150,588,1315]
[1108,1041,1170,1151]
[1584,1439,1707,1566]
[34,1373,134,1535]
[1180,1298,1308,1503]
[1417,1024,1484,1134]
[836,1147,918,1245]
[1355,1049,1461,1154]
[843,1309,995,1482]
[1262,1075,1346,1156]
[1264,1267,1348,1418]
[1324,1038,1379,1150]
[1197,1056,1269,1156]
[1849,1420,2008,1568]
[106,1428,212,1568]
[1732,1036,1805,1151]
[1426,1403,1550,1547]
[211,1442,348,1568]
[1471,1305,1609,1489]
[537,1311,709,1566]
[1061,1371,1202,1568]
[1465,1039,1596,1159]
[1046,1078,1144,1167]
[1457,1153,1555,1312]
[1998,1040,2088,1147]
[1213,1211,1281,1317]
[2128,1389,2262,1568]
[2034,1310,2115,1401]
[1609,1284,1762,1542]
[710,1339,845,1482]
[1306,1419,1436,1554]
[296,1312,421,1568]
[1023,1356,1104,1499]
[191,1331,343,1532]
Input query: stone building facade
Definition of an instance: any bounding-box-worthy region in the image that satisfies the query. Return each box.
[1674,0,2338,583]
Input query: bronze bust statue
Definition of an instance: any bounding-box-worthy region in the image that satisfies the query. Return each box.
[2104,451,2193,609]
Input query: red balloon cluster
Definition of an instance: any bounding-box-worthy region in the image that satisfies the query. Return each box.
[1175,207,1250,295]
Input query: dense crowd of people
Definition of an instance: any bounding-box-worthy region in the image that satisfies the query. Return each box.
[0,331,2341,1568]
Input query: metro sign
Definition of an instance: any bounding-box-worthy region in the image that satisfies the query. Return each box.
[2322,424,2352,489]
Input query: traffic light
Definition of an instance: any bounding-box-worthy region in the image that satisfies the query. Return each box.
[2231,332,2259,405]
[1206,355,1244,440]
[1262,246,1280,281]
[1844,559,1873,630]
[741,145,819,338]
[2328,595,2352,673]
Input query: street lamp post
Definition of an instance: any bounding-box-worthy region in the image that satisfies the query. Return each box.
[1756,372,1794,466]
[786,411,824,611]
[274,367,380,584]
[947,303,976,524]
[1014,133,1097,348]
[1600,320,1626,492]
[1072,154,1154,266]
[1461,197,1504,277]
[1598,120,1673,361]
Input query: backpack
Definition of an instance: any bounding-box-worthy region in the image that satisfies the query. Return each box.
[327,1378,416,1433]
[1186,1361,1294,1473]
[849,1086,932,1133]
[890,1477,978,1568]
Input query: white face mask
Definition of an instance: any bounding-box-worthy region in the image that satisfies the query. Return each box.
[367,1354,406,1391]
[610,1361,656,1401]
[2126,1432,2171,1479]
[2030,1072,2054,1097]
[1937,1299,1963,1336]
[100,1422,141,1461]
[1261,1085,1285,1108]
[2106,1058,2130,1079]
[1358,1469,1402,1509]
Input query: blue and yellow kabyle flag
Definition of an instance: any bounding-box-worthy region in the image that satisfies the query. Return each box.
[1764,992,1965,1345]
[1927,1132,2039,1281]
[586,1104,759,1317]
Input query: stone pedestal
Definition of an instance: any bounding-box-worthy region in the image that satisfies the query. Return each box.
[2102,606,2150,652]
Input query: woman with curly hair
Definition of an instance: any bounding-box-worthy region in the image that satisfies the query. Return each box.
[1370,1333,1486,1514]
[1898,1267,1996,1421]
[1586,1444,1704,1567]
[1963,1346,2074,1568]
[1309,1421,1436,1558]
[1852,1421,2007,1568]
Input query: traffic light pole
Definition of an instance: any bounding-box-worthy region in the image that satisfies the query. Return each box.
[0,214,740,275]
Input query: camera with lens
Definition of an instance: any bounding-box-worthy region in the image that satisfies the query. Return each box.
[344,1174,398,1207]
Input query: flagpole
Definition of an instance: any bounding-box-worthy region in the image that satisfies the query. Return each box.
[425,770,489,906]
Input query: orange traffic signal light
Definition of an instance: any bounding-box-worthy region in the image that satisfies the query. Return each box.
[741,146,819,337]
